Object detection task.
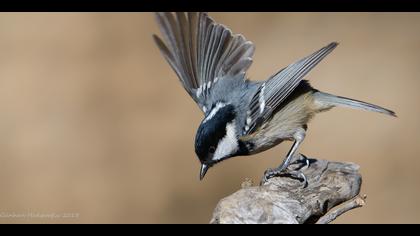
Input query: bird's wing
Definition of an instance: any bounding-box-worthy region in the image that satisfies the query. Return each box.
[243,42,338,135]
[153,12,255,112]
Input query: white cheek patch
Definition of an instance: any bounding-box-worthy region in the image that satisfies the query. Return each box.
[212,122,239,161]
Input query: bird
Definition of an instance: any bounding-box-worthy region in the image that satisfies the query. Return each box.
[152,12,396,185]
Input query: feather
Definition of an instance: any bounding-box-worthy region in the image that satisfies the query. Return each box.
[153,12,255,112]
[245,42,338,135]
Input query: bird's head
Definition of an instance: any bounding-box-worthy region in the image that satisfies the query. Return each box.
[194,102,241,180]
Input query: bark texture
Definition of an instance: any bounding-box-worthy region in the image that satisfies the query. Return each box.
[210,158,364,224]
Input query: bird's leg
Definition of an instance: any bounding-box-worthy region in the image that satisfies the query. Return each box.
[261,127,307,186]
[261,140,304,184]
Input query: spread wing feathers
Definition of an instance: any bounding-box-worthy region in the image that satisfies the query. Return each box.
[244,42,338,135]
[153,12,255,108]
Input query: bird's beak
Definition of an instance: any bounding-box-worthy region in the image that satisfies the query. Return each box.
[200,164,209,180]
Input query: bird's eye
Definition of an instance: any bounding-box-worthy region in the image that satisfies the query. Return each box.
[209,146,216,154]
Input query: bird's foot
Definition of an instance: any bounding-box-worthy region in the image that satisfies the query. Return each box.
[260,167,308,188]
[289,153,310,171]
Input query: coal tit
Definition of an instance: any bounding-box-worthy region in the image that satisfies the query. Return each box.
[153,12,396,184]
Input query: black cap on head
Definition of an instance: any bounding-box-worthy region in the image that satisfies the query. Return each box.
[194,103,236,164]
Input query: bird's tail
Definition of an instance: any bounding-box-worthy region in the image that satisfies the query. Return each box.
[313,91,396,117]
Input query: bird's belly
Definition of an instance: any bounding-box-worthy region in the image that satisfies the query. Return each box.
[246,120,295,154]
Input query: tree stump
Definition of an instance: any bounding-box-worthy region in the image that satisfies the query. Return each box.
[210,158,365,224]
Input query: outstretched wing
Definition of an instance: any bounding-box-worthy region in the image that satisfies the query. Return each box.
[153,12,255,112]
[243,42,338,135]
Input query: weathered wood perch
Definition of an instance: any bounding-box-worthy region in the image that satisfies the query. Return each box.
[210,158,365,224]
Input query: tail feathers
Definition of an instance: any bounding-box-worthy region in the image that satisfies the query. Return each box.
[314,92,396,117]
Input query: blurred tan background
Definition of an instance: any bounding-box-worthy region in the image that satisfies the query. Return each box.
[0,12,418,223]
